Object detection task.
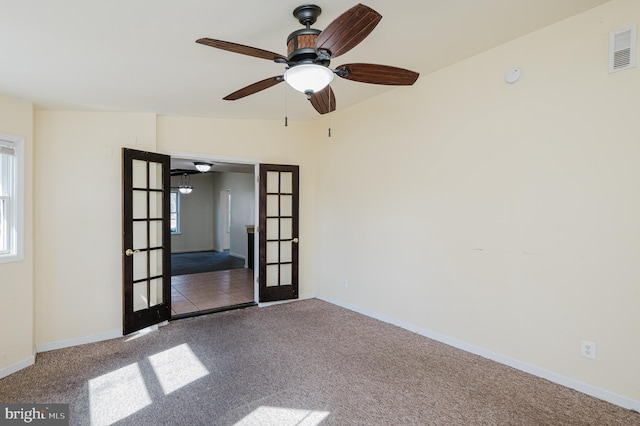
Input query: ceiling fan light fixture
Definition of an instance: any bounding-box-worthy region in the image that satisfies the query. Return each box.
[284,64,334,94]
[194,162,212,173]
[198,4,418,114]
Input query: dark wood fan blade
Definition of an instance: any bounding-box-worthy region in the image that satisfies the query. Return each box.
[315,4,382,58]
[223,76,284,100]
[196,38,287,62]
[336,63,419,85]
[310,85,336,114]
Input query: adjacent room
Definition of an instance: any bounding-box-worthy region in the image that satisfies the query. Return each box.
[168,158,256,316]
[0,0,639,424]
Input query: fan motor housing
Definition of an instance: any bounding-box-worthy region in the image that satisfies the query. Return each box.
[287,28,323,63]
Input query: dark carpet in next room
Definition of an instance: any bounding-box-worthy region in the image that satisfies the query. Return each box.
[171,250,245,276]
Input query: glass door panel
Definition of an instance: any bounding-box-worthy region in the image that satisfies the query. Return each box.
[132,160,147,188]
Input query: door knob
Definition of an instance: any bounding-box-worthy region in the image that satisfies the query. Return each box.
[292,238,299,243]
[125,248,141,256]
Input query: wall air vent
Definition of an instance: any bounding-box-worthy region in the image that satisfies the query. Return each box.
[609,25,637,73]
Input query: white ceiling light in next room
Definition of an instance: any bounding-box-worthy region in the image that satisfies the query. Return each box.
[194,162,213,173]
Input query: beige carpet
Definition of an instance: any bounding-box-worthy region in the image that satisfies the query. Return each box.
[0,299,637,425]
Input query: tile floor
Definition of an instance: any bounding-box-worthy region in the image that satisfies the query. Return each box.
[171,268,254,316]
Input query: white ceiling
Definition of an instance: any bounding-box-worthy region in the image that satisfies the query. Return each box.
[0,0,609,122]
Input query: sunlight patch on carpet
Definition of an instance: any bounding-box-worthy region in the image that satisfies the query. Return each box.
[234,406,330,426]
[148,343,209,395]
[88,363,152,426]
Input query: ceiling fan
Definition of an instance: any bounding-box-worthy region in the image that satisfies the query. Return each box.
[196,3,420,115]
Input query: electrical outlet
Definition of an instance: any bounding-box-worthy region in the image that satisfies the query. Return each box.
[581,340,596,360]
[342,279,349,289]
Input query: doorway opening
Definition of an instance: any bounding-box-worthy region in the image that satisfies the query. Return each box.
[169,157,257,318]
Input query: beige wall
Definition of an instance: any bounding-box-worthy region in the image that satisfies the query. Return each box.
[315,0,639,405]
[170,173,216,253]
[34,111,157,346]
[0,94,34,374]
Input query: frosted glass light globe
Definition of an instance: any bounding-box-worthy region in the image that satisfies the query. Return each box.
[284,64,334,93]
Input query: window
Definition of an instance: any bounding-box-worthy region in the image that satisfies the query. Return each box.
[0,150,11,254]
[0,134,24,263]
[170,190,180,234]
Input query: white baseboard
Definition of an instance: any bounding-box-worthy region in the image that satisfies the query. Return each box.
[258,293,315,308]
[36,330,122,353]
[229,252,245,260]
[316,295,640,412]
[0,354,35,380]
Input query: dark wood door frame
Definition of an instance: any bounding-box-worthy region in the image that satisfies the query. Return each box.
[258,163,299,302]
[122,148,172,335]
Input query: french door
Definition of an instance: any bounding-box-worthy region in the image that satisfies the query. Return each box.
[122,148,171,335]
[259,164,299,302]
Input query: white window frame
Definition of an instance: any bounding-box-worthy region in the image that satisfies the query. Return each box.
[0,133,24,263]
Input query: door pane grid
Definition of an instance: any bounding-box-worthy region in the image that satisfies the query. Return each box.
[266,170,277,287]
[138,163,166,308]
[146,164,164,307]
[132,160,164,311]
[266,171,281,287]
[264,171,295,288]
[145,161,151,310]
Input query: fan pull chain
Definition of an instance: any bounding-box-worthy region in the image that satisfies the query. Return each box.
[284,81,288,127]
[328,85,332,137]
